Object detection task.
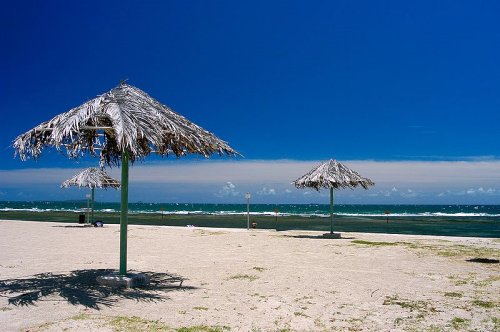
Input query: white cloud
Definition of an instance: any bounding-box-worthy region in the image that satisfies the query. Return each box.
[1,159,500,203]
[401,189,418,198]
[373,188,398,197]
[216,181,240,197]
[437,190,451,197]
[257,187,276,196]
[3,159,500,187]
[466,187,497,196]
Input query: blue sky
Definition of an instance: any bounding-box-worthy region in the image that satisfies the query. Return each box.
[1,1,499,203]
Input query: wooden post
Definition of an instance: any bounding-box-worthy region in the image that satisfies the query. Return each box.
[246,193,251,230]
[86,194,90,224]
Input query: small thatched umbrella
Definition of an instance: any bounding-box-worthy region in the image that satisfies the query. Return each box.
[14,82,239,276]
[61,167,120,223]
[293,159,374,236]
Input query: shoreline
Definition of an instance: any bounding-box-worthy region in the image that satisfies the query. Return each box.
[0,210,498,239]
[1,219,499,242]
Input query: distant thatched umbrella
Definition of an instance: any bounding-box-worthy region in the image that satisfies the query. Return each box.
[293,159,374,236]
[61,167,120,223]
[14,82,239,275]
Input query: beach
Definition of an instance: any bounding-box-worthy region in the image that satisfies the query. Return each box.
[0,220,498,331]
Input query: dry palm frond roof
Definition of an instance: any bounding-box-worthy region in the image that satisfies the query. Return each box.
[61,167,120,189]
[13,82,239,165]
[293,159,375,191]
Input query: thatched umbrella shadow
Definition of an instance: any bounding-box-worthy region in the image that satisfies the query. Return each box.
[61,167,120,224]
[293,159,374,237]
[13,82,239,276]
[0,269,195,309]
[466,258,499,264]
[281,234,356,240]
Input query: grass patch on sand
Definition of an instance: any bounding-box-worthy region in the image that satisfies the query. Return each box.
[383,295,437,315]
[449,317,470,330]
[294,295,314,305]
[474,275,500,287]
[293,311,309,318]
[444,292,463,298]
[177,327,230,332]
[352,239,500,261]
[421,325,446,332]
[439,245,498,258]
[0,307,12,311]
[405,242,500,260]
[109,316,170,331]
[313,317,326,329]
[109,316,230,332]
[491,317,500,330]
[27,314,231,332]
[32,321,56,331]
[227,274,259,281]
[447,273,477,286]
[193,306,209,311]
[251,293,268,299]
[252,267,266,272]
[70,313,91,320]
[351,240,399,246]
[471,300,496,309]
[195,230,227,236]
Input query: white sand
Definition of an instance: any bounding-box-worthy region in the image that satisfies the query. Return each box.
[0,220,498,331]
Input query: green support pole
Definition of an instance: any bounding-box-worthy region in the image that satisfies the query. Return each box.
[86,195,90,224]
[330,188,334,234]
[119,152,129,275]
[91,187,95,223]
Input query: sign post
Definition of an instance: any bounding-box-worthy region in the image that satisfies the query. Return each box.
[274,208,279,230]
[245,192,251,230]
[85,193,91,224]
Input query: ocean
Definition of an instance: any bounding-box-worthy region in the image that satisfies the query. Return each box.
[2,201,500,217]
[1,201,499,238]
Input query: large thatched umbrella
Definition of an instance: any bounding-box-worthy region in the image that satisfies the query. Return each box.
[61,167,120,223]
[14,82,239,276]
[293,159,374,236]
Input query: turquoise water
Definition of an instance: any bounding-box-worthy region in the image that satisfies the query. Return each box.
[1,201,499,238]
[1,201,499,218]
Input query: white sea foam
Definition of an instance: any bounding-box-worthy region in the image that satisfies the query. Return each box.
[0,207,82,213]
[1,208,499,218]
[337,212,500,217]
[148,211,500,218]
